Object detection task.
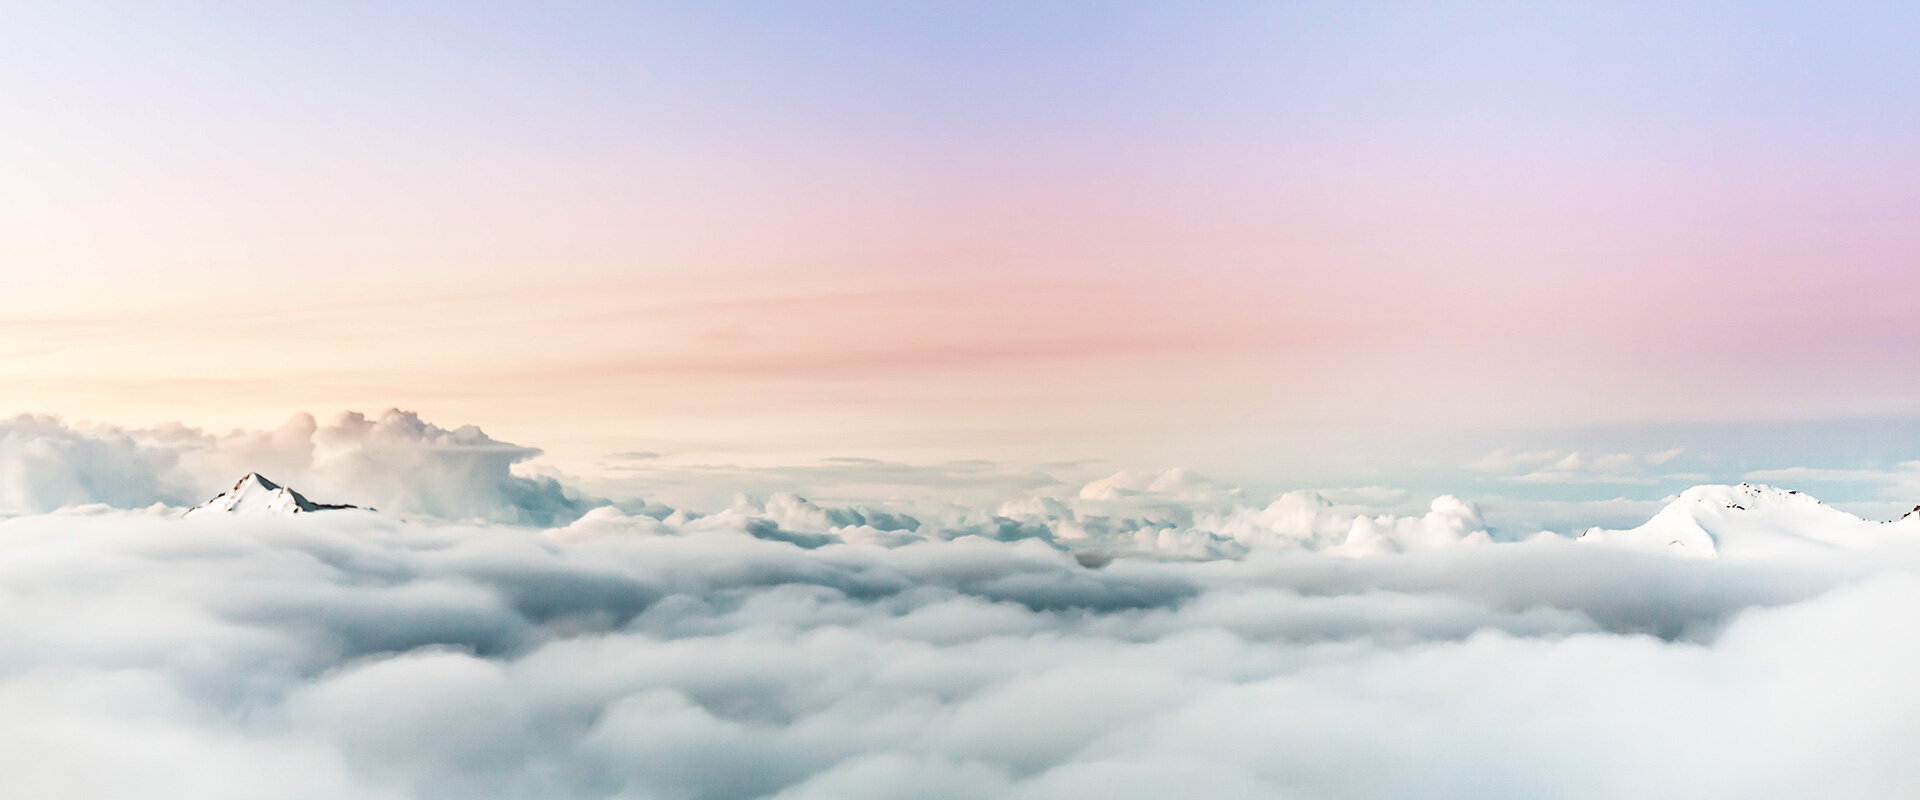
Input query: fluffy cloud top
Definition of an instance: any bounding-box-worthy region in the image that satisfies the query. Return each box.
[0,410,596,524]
[0,413,189,512]
[1,506,1917,799]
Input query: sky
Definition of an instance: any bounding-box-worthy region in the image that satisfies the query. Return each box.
[4,1,1920,516]
[14,7,1920,797]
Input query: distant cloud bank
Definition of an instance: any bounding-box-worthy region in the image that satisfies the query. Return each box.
[7,409,1920,561]
[0,409,1509,557]
[0,409,595,524]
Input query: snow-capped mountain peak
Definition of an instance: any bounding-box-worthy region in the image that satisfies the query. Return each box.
[183,473,358,518]
[1668,482,1819,512]
[1577,483,1920,558]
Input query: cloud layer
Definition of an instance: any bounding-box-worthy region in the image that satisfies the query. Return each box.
[5,410,1920,797]
[1,505,1915,799]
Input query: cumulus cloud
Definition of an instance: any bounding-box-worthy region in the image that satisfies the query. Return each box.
[1,505,1916,799]
[0,413,192,513]
[0,410,597,524]
[976,469,1492,559]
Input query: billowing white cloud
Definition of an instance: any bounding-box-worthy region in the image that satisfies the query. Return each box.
[1,503,1918,799]
[1192,493,1490,556]
[0,413,192,513]
[0,410,597,524]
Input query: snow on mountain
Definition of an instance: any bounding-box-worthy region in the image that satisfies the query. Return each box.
[1577,483,1920,558]
[182,473,360,519]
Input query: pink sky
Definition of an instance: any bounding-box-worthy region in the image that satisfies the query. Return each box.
[4,3,1919,481]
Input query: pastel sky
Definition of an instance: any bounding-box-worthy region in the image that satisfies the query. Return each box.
[4,2,1919,506]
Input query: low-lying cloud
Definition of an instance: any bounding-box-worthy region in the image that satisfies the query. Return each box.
[0,507,1914,799]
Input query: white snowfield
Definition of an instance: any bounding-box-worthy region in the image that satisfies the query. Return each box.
[1578,483,1920,558]
[181,472,361,519]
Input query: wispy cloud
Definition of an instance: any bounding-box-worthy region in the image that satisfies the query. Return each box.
[1744,462,1920,501]
[1467,447,1693,485]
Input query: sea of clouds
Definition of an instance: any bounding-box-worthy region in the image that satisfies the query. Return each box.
[5,410,1920,798]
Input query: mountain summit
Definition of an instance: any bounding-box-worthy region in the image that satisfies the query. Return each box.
[183,473,359,518]
[1577,483,1920,558]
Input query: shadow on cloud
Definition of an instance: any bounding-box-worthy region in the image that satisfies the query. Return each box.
[0,508,1914,798]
